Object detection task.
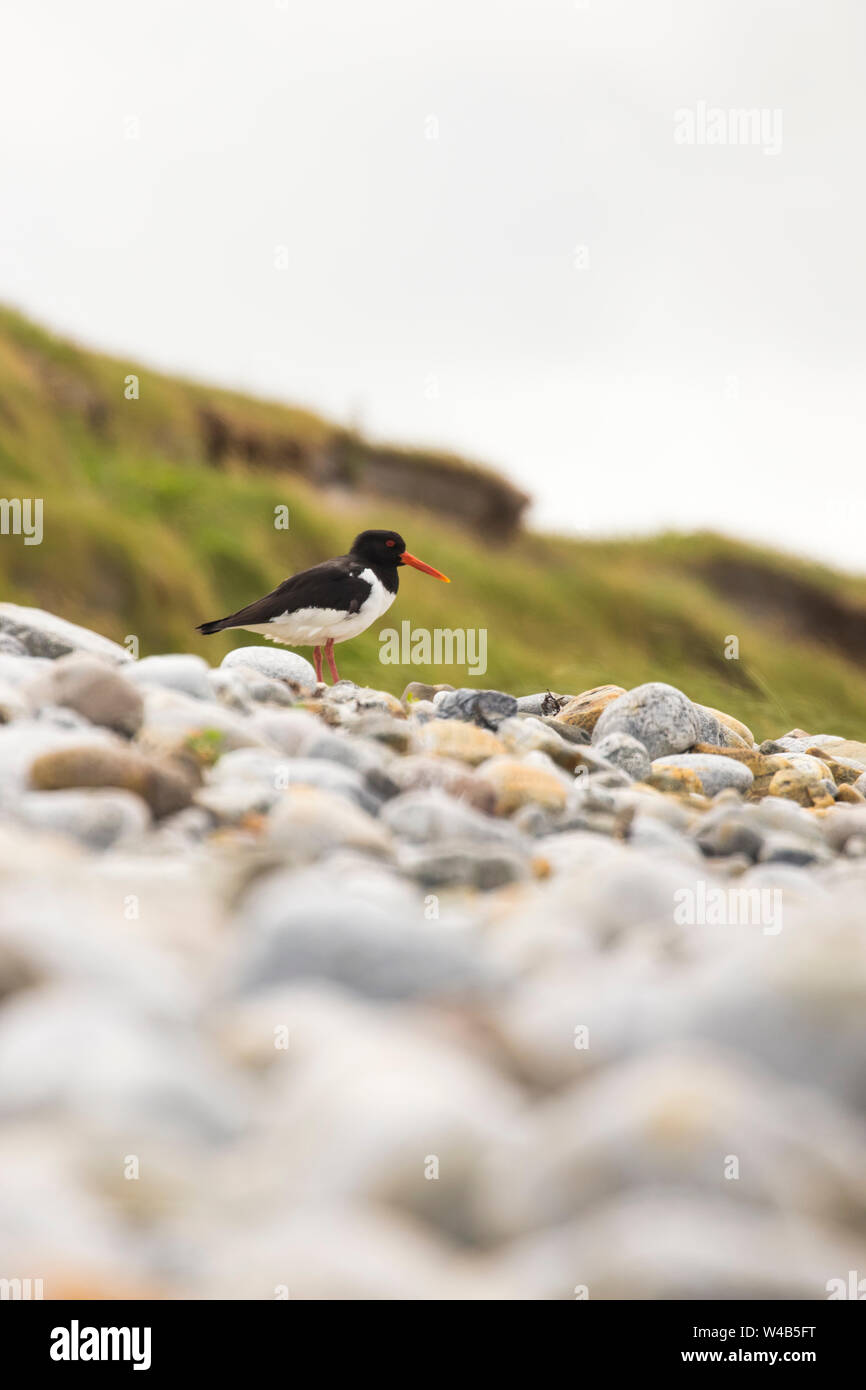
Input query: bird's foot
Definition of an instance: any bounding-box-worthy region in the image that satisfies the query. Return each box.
[324,638,340,683]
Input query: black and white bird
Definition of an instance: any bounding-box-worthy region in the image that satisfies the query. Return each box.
[196,529,450,683]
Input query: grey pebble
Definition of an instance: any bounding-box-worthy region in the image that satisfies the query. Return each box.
[435,688,519,730]
[592,682,700,760]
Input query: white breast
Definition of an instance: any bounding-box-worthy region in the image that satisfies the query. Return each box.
[241,568,396,647]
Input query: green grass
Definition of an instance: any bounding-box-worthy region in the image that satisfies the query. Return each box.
[1,302,865,741]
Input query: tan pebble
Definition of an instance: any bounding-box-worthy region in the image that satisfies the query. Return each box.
[767,768,825,807]
[698,705,755,746]
[415,719,505,766]
[401,681,455,707]
[367,691,407,719]
[268,785,391,856]
[29,744,194,817]
[691,742,754,762]
[644,767,705,796]
[806,750,865,785]
[556,684,626,733]
[482,756,568,815]
[814,738,866,765]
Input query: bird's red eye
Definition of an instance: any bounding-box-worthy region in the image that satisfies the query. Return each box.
[385,539,396,547]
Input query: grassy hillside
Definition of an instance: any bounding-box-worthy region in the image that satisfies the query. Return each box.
[1,303,865,741]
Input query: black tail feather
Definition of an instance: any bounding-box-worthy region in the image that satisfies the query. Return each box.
[196,619,230,635]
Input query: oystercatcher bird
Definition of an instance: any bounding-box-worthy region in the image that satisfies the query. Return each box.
[196,529,449,683]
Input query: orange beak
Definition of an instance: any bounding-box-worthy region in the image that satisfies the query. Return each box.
[400,551,450,582]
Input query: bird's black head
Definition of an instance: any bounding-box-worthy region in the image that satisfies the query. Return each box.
[349,530,450,583]
[350,530,406,568]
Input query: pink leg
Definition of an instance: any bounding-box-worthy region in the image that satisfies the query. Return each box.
[313,646,323,682]
[324,638,340,683]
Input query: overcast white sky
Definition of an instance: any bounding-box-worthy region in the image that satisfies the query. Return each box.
[1,0,864,568]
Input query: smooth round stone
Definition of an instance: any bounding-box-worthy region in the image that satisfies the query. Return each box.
[351,713,412,751]
[752,801,827,852]
[328,685,406,719]
[515,692,564,717]
[233,865,483,999]
[435,688,519,730]
[692,705,749,749]
[404,698,438,724]
[571,745,622,777]
[29,743,194,818]
[195,781,280,822]
[579,767,631,794]
[477,1046,856,1241]
[694,808,763,860]
[482,756,569,816]
[782,753,834,779]
[208,747,283,784]
[627,816,702,860]
[763,733,844,754]
[388,755,496,814]
[11,789,150,849]
[130,654,213,701]
[557,685,626,734]
[231,673,296,706]
[0,721,118,795]
[266,787,392,859]
[207,668,253,712]
[195,1201,510,1301]
[816,738,866,765]
[540,716,591,747]
[35,704,94,731]
[817,753,866,785]
[819,808,866,854]
[650,753,754,796]
[401,681,455,706]
[0,988,245,1142]
[0,603,132,664]
[324,680,360,703]
[757,834,832,867]
[415,719,505,766]
[696,704,755,747]
[767,768,829,807]
[398,840,530,889]
[381,789,524,848]
[305,730,395,783]
[147,805,213,846]
[266,757,380,813]
[246,707,323,756]
[594,732,651,781]
[29,653,144,737]
[498,717,581,771]
[137,688,265,753]
[592,683,700,760]
[0,679,29,724]
[0,653,53,687]
[220,645,317,689]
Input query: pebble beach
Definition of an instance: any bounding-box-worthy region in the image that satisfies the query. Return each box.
[1,599,866,1299]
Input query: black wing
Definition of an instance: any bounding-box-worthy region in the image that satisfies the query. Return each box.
[197,556,372,634]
